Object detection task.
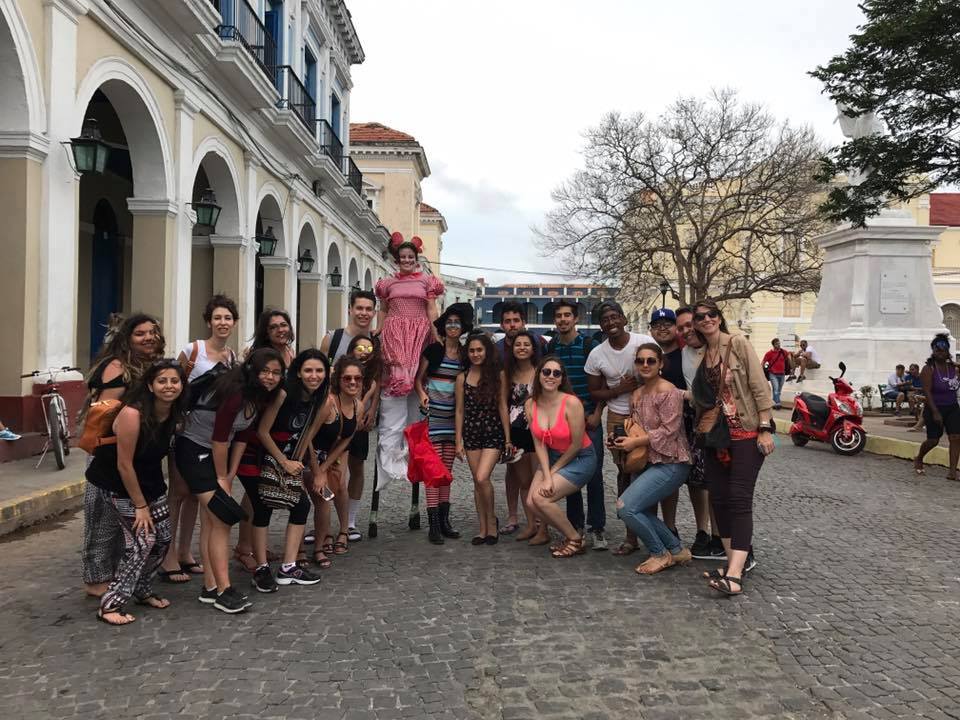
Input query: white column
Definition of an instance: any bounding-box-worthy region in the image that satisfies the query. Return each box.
[38,0,88,368]
[171,90,201,351]
[243,152,260,339]
[318,220,329,336]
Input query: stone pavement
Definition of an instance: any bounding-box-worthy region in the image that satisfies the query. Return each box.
[0,444,958,720]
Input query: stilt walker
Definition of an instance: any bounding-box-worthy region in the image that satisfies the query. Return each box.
[369,232,444,536]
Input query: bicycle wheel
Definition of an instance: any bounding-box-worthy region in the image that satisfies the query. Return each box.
[48,399,66,470]
[58,396,71,456]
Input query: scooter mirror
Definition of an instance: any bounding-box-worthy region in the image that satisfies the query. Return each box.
[838,361,847,376]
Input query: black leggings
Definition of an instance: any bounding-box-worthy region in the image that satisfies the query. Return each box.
[239,476,311,528]
[704,439,765,552]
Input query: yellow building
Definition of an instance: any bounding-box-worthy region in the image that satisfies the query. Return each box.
[0,0,391,436]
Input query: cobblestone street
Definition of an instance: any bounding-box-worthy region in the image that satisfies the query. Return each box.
[1,443,958,720]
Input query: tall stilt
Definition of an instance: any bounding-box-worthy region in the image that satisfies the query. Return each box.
[368,462,380,539]
[408,481,421,530]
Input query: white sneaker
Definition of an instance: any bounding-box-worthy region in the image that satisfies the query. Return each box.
[592,530,609,551]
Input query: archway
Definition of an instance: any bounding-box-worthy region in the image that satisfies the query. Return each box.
[348,258,360,292]
[363,268,373,291]
[524,301,539,326]
[326,242,344,331]
[254,193,287,322]
[296,220,321,345]
[942,303,960,342]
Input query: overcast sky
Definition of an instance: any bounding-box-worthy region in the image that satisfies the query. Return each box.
[347,0,866,285]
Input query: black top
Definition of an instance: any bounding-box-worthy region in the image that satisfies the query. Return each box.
[85,420,174,502]
[662,347,687,391]
[313,400,358,453]
[270,395,315,459]
[88,359,126,393]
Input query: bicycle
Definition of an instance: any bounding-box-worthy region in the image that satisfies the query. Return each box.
[20,366,80,470]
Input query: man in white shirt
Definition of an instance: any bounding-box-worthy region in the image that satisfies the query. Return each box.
[789,339,821,382]
[884,364,912,415]
[585,300,655,555]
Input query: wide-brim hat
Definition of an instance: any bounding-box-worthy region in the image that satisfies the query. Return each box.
[435,302,474,335]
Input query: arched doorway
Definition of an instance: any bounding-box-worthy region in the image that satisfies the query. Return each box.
[254,193,287,322]
[348,258,360,292]
[363,268,373,291]
[88,200,123,362]
[326,242,343,330]
[942,303,960,341]
[524,301,539,326]
[295,221,320,346]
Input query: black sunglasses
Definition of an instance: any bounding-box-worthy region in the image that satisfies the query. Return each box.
[540,368,564,379]
[634,357,659,366]
[694,309,720,322]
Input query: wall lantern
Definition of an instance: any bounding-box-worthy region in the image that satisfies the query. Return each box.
[328,266,342,287]
[256,226,278,256]
[70,118,110,175]
[192,188,222,234]
[297,249,315,273]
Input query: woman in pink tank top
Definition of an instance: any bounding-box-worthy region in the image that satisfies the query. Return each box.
[524,357,597,558]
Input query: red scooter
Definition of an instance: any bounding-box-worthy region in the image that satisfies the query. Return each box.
[789,362,867,455]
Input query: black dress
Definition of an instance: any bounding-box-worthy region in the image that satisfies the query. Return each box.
[462,382,504,451]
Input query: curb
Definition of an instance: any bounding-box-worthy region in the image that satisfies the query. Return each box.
[774,423,948,467]
[0,478,85,538]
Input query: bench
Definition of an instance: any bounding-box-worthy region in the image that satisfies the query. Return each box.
[878,384,897,413]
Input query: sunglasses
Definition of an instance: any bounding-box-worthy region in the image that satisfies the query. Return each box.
[694,309,720,322]
[354,344,374,353]
[445,321,462,327]
[541,368,564,379]
[341,375,363,384]
[634,357,659,366]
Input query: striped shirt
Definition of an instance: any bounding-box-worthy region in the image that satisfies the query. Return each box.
[426,355,463,442]
[548,333,595,413]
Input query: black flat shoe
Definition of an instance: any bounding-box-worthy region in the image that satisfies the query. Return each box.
[484,535,498,545]
[471,536,485,546]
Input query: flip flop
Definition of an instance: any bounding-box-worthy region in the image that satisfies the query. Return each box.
[498,523,520,536]
[157,569,191,584]
[179,561,204,575]
[135,595,171,609]
[612,542,638,556]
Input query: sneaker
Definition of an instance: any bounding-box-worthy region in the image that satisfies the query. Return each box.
[591,529,608,551]
[252,565,278,593]
[0,429,20,441]
[346,527,362,542]
[690,530,713,559]
[705,537,726,560]
[213,586,250,614]
[276,564,322,586]
[198,586,218,604]
[303,531,316,545]
[744,551,758,573]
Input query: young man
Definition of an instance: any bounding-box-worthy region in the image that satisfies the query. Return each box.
[546,299,607,549]
[675,307,725,560]
[647,308,683,538]
[585,301,655,555]
[320,289,378,541]
[788,339,820,382]
[495,300,547,534]
[884,364,912,416]
[762,338,790,410]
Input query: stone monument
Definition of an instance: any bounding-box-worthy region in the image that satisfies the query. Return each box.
[802,105,949,393]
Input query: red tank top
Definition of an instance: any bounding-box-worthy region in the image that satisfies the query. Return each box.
[530,395,592,452]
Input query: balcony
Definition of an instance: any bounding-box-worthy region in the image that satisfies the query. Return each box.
[205,0,280,107]
[343,156,363,197]
[318,120,343,164]
[275,66,316,131]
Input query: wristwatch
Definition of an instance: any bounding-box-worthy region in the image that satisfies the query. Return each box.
[758,423,773,433]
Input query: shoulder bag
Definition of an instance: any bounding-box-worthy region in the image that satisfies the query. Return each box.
[259,404,318,510]
[621,416,648,474]
[693,342,734,449]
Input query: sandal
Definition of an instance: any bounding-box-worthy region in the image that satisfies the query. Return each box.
[333,532,349,555]
[313,551,332,569]
[97,608,135,626]
[551,537,586,558]
[528,531,551,546]
[498,523,520,536]
[321,536,335,555]
[135,595,170,609]
[710,575,744,596]
[634,553,674,575]
[612,542,638,556]
[157,568,191,584]
[515,524,538,541]
[914,457,927,476]
[179,561,204,575]
[233,547,258,573]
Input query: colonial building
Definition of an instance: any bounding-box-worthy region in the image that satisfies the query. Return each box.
[0,0,390,439]
[440,273,478,313]
[476,281,619,335]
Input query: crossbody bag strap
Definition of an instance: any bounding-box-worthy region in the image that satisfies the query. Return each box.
[291,403,319,463]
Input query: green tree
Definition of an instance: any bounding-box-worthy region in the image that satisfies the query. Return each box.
[811,0,960,226]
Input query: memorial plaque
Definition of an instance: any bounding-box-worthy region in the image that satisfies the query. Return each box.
[880,271,909,314]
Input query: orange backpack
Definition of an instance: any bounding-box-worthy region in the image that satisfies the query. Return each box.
[78,399,122,454]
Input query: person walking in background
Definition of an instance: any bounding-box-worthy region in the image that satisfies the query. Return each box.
[762,338,790,410]
[546,299,607,551]
[456,333,509,545]
[691,299,773,596]
[913,334,960,481]
[86,359,188,625]
[585,300,655,556]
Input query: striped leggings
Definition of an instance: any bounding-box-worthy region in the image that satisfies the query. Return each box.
[99,489,171,612]
[425,440,456,508]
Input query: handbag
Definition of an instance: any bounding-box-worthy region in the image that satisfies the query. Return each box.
[259,404,318,510]
[693,342,734,450]
[621,417,648,474]
[78,399,122,454]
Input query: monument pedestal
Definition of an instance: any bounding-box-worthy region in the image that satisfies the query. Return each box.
[803,215,948,397]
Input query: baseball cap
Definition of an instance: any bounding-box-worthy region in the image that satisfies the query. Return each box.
[596,300,625,318]
[649,308,677,325]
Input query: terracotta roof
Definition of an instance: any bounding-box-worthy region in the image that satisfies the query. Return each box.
[419,202,441,215]
[350,122,418,144]
[931,194,960,227]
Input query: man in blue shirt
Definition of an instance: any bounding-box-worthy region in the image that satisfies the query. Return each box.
[546,299,608,549]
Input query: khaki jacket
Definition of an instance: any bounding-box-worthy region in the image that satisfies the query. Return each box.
[713,333,773,431]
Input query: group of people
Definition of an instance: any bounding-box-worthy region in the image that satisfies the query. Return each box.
[761,337,820,410]
[79,234,778,626]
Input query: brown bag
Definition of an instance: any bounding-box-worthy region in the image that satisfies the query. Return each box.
[78,399,122,454]
[621,417,648,474]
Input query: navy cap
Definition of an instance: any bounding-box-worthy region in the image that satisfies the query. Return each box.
[649,308,677,325]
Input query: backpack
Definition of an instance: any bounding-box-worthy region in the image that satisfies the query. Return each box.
[78,399,122,454]
[185,341,235,411]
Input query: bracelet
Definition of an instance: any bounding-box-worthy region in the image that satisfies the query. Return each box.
[134,504,148,510]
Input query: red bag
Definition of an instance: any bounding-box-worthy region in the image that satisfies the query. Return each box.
[404,420,452,488]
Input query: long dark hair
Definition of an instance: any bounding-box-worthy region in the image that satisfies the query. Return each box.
[466,333,502,403]
[927,332,953,367]
[284,349,331,412]
[505,330,541,382]
[692,298,730,345]
[346,334,381,394]
[332,356,366,395]
[122,359,188,448]
[209,347,284,413]
[88,312,166,385]
[250,308,295,350]
[531,355,574,400]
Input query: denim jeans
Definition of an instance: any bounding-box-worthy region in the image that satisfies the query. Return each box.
[565,424,606,531]
[769,373,784,405]
[616,463,690,555]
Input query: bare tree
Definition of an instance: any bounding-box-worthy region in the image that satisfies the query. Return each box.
[537,90,829,305]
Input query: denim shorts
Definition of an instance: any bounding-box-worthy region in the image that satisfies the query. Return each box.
[548,446,597,489]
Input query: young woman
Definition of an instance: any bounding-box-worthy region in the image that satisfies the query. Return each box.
[503,331,543,544]
[248,308,296,368]
[86,359,188,625]
[82,313,165,598]
[914,333,960,480]
[174,348,284,614]
[456,333,510,545]
[160,294,239,584]
[238,350,330,593]
[691,299,774,597]
[614,344,693,575]
[309,356,362,566]
[414,303,472,544]
[524,356,597,558]
[343,334,381,541]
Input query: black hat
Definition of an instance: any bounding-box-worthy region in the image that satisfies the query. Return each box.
[434,302,474,336]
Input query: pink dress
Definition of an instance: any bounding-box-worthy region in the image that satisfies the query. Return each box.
[375,271,445,396]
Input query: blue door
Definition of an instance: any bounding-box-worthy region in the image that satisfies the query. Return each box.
[90,200,122,362]
[264,1,283,90]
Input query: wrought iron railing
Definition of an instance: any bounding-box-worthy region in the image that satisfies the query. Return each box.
[275,66,316,130]
[212,0,277,86]
[343,156,363,197]
[318,119,343,164]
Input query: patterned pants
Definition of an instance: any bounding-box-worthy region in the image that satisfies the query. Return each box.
[99,489,171,612]
[81,482,123,584]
